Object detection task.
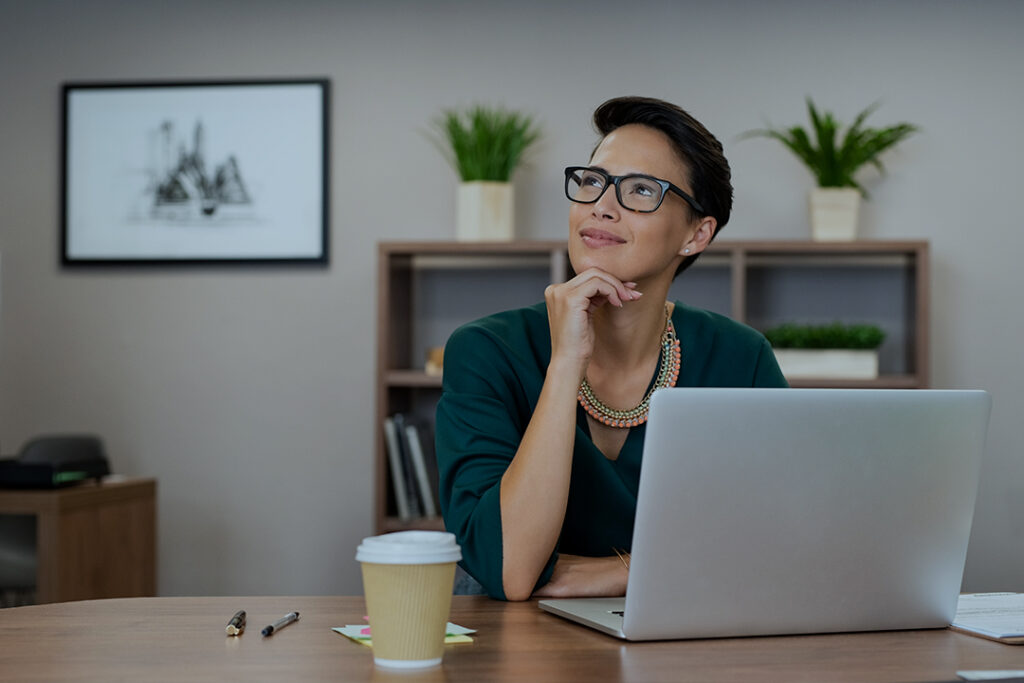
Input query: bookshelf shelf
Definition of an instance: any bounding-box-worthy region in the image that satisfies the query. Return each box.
[380,516,445,533]
[787,374,920,389]
[385,371,443,388]
[375,239,930,532]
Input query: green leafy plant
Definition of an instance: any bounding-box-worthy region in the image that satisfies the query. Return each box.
[432,105,541,182]
[763,322,885,350]
[744,99,919,196]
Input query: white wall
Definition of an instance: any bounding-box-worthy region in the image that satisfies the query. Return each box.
[1,0,1022,595]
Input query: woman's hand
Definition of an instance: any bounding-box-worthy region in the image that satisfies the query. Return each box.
[531,554,628,599]
[544,268,641,376]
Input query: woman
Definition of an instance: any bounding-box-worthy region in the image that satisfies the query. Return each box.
[436,96,787,601]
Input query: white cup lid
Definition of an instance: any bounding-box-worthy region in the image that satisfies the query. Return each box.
[356,530,462,565]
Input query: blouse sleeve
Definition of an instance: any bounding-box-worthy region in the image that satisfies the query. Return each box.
[434,320,556,600]
[753,337,790,388]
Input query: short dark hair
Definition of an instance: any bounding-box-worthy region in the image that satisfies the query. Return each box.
[592,96,733,276]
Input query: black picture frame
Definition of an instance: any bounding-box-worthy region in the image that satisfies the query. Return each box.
[61,78,330,266]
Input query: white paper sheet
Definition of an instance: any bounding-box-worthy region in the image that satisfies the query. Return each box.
[953,593,1024,639]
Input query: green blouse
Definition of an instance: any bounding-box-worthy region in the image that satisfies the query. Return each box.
[435,301,788,599]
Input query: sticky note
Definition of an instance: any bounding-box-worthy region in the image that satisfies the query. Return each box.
[333,622,475,646]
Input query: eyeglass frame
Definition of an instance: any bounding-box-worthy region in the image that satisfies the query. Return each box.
[564,166,705,215]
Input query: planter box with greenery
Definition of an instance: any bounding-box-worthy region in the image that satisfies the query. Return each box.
[745,99,918,241]
[432,106,540,242]
[764,322,886,380]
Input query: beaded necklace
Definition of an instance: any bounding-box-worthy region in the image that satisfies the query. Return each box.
[577,304,681,429]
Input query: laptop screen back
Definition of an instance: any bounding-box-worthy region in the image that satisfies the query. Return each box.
[623,388,990,640]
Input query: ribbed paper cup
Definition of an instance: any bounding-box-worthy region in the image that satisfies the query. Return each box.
[356,531,461,669]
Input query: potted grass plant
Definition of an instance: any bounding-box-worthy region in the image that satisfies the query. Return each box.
[745,99,918,241]
[432,105,541,241]
[764,322,886,379]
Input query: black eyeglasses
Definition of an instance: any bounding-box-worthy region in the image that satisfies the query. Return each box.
[564,166,705,215]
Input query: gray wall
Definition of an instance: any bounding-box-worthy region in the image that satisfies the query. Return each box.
[1,0,1022,596]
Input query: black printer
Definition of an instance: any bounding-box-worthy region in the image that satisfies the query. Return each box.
[0,435,110,488]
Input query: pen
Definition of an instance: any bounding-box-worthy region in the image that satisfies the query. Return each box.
[225,610,246,636]
[261,611,299,637]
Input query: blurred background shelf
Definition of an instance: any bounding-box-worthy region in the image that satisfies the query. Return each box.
[380,516,445,533]
[385,370,443,388]
[375,239,929,532]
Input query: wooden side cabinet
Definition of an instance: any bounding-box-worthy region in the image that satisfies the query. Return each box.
[375,240,930,533]
[0,477,156,603]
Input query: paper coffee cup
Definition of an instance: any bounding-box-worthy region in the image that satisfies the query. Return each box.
[356,531,462,668]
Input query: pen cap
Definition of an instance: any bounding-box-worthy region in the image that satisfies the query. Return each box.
[356,531,462,565]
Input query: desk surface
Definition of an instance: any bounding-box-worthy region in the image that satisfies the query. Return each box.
[2,595,1023,683]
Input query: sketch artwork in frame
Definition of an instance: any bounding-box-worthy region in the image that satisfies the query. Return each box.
[62,79,329,265]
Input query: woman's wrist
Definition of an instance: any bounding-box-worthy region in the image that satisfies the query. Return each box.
[546,354,588,387]
[532,554,629,598]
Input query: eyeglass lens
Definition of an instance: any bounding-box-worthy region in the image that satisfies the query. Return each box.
[566,168,665,212]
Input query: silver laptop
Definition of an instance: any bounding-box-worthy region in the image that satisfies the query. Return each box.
[540,388,991,640]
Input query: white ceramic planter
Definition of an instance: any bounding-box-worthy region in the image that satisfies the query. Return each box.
[773,348,879,380]
[809,188,860,241]
[456,182,514,241]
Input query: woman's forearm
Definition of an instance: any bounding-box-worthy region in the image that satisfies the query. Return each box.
[499,356,582,600]
[499,270,638,600]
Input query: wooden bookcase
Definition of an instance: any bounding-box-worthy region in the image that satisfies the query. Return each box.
[375,240,930,533]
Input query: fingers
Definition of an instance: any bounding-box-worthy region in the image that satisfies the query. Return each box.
[581,270,639,309]
[544,268,644,369]
[554,268,641,310]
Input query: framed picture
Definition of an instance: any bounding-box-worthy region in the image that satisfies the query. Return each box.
[61,79,329,265]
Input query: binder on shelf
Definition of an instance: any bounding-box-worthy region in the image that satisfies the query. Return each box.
[415,421,441,511]
[382,417,412,522]
[391,414,422,519]
[404,422,437,517]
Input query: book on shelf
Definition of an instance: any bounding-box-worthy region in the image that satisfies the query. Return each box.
[404,421,437,518]
[391,414,423,519]
[413,420,440,513]
[382,417,412,521]
[383,413,442,523]
[384,416,425,521]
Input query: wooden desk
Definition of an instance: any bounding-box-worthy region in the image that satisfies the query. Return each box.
[0,477,156,603]
[1,595,1022,682]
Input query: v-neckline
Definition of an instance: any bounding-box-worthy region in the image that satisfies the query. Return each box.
[576,302,680,463]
